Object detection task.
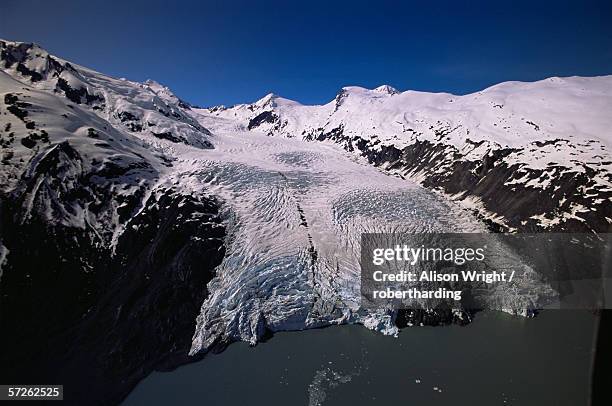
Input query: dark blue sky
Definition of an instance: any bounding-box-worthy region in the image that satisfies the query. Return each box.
[1,0,611,106]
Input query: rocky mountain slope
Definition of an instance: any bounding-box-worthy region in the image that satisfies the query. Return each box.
[204,79,612,233]
[0,40,225,404]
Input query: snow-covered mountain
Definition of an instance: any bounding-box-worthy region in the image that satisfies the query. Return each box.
[0,39,609,405]
[203,78,612,233]
[0,40,226,404]
[0,39,221,239]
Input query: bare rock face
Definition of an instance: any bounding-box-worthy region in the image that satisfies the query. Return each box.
[0,183,225,405]
[0,134,226,404]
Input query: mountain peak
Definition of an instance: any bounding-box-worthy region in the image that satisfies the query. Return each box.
[340,86,369,93]
[254,92,301,109]
[374,84,399,95]
[338,85,399,97]
[0,39,58,82]
[143,79,166,90]
[142,79,192,109]
[258,92,277,101]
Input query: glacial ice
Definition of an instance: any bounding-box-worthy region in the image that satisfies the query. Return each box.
[181,117,547,355]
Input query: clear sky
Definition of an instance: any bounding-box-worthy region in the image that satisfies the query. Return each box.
[1,0,611,107]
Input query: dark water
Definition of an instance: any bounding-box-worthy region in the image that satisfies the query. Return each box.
[125,311,597,406]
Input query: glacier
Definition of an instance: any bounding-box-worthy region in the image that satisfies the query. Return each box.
[0,38,609,403]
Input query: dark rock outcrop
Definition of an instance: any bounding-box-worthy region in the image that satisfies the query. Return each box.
[0,156,225,405]
[248,111,279,130]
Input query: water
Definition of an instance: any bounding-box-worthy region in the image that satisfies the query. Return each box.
[125,310,597,405]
